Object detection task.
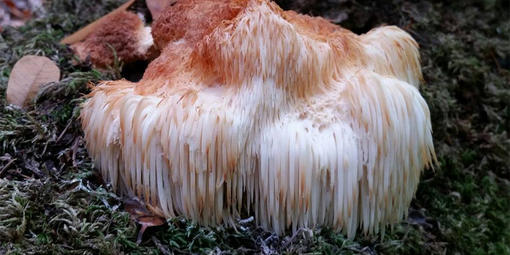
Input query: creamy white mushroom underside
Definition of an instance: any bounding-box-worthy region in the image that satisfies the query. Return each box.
[81,1,436,238]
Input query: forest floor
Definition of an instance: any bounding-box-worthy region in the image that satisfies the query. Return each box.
[0,0,509,254]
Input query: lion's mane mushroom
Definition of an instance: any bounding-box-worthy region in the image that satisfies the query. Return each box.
[81,0,436,237]
[71,10,155,68]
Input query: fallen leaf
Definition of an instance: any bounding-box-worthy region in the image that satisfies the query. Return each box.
[122,197,166,244]
[60,0,136,44]
[136,216,165,244]
[124,197,152,217]
[6,55,60,108]
[4,0,31,19]
[146,0,175,20]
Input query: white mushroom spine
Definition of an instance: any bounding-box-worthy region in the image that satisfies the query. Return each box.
[81,0,436,238]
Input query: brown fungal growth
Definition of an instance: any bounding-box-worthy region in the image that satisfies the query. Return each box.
[151,0,248,49]
[71,10,155,68]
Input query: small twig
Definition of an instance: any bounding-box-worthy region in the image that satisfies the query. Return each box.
[71,138,80,167]
[56,119,73,142]
[0,159,17,177]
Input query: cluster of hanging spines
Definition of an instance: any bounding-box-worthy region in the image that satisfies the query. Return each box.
[81,78,435,238]
[80,0,436,239]
[81,75,435,238]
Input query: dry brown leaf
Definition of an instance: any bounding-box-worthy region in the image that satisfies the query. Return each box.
[123,197,165,244]
[60,0,136,44]
[136,216,165,244]
[6,55,60,108]
[137,216,165,226]
[146,0,175,20]
[124,197,152,217]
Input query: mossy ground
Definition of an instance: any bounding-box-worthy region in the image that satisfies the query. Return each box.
[0,0,509,254]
